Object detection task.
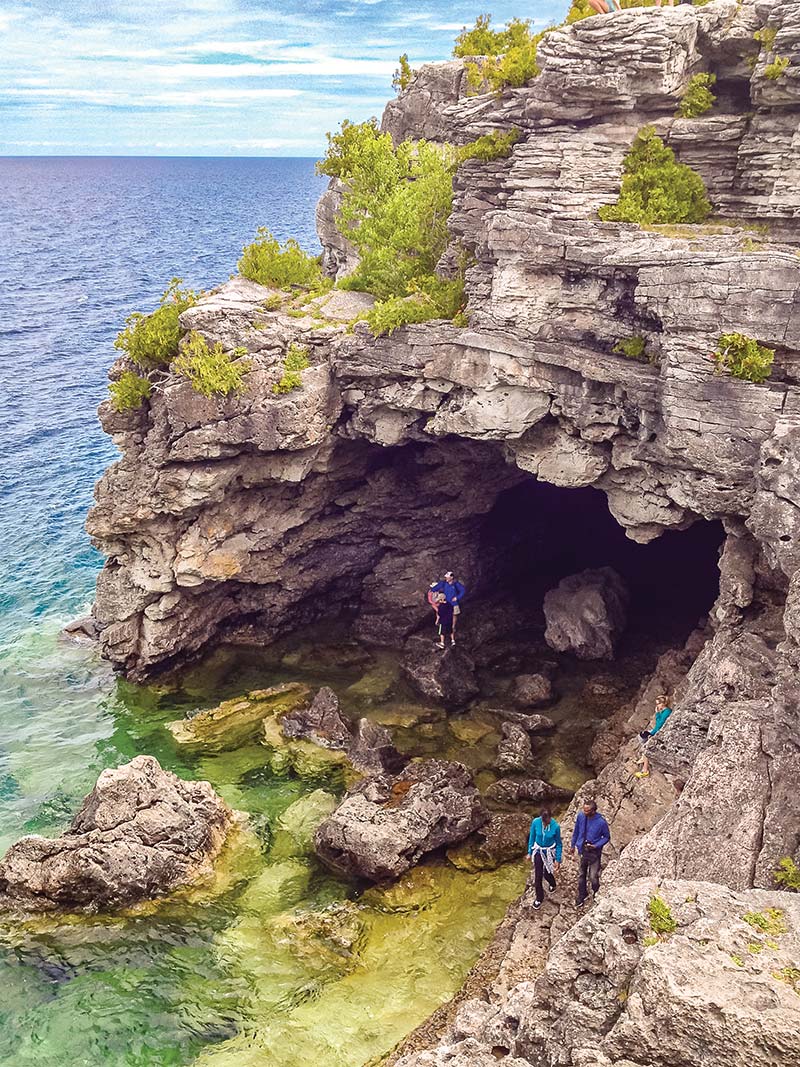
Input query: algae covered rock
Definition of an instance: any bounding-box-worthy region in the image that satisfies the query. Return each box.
[275,789,338,854]
[262,716,350,781]
[315,759,488,881]
[168,683,311,751]
[0,756,233,913]
[447,812,530,872]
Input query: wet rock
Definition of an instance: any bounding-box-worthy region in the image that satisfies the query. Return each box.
[261,716,350,781]
[59,616,98,643]
[543,567,629,660]
[495,723,534,774]
[347,717,407,776]
[273,789,338,855]
[168,683,311,751]
[487,708,555,734]
[281,686,353,750]
[510,673,555,708]
[485,778,574,807]
[314,760,487,881]
[400,637,479,709]
[0,756,233,913]
[447,813,530,872]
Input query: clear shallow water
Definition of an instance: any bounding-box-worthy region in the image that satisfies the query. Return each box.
[0,157,528,1067]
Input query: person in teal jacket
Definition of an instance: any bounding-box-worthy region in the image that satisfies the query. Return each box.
[527,807,563,910]
[635,695,673,778]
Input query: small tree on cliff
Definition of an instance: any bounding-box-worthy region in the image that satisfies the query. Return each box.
[599,126,711,226]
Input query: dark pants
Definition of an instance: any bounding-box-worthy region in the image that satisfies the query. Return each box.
[533,852,556,903]
[577,849,601,904]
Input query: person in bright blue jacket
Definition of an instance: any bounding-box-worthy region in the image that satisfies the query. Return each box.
[570,799,611,907]
[635,695,673,779]
[429,571,466,644]
[527,807,563,910]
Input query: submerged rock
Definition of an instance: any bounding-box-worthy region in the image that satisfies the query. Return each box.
[400,638,479,709]
[168,683,311,751]
[281,686,353,750]
[487,708,555,735]
[510,673,554,708]
[543,567,629,660]
[0,756,233,913]
[485,777,574,807]
[495,723,534,774]
[314,759,487,881]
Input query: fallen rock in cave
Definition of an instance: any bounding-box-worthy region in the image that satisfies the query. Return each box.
[510,674,554,708]
[400,638,479,709]
[0,756,234,913]
[348,717,407,775]
[280,685,353,750]
[495,723,535,774]
[168,683,311,751]
[446,812,531,872]
[487,708,555,734]
[314,759,487,881]
[396,879,800,1067]
[543,567,629,660]
[485,777,574,807]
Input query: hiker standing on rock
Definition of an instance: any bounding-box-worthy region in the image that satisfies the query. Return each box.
[635,695,673,779]
[429,571,466,645]
[433,592,455,650]
[570,799,611,908]
[527,806,562,911]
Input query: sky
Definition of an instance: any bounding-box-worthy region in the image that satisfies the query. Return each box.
[0,0,569,155]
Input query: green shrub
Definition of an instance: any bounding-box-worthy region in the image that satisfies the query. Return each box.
[754,26,778,52]
[453,13,508,57]
[114,278,198,370]
[108,370,152,412]
[599,126,711,225]
[273,342,310,394]
[364,275,466,337]
[173,332,251,398]
[775,857,800,892]
[743,907,788,936]
[393,54,415,92]
[765,56,790,79]
[773,966,800,992]
[318,119,455,303]
[713,333,774,384]
[457,128,521,163]
[238,228,324,290]
[648,894,677,936]
[730,954,745,967]
[262,293,283,311]
[678,73,717,118]
[565,0,594,23]
[613,335,649,361]
[463,19,549,95]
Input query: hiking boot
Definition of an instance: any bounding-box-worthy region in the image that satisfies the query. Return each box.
[533,899,542,910]
[576,898,586,909]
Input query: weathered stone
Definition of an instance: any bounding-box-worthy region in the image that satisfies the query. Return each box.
[486,708,555,734]
[281,686,353,750]
[485,778,574,807]
[347,717,407,776]
[400,638,479,709]
[314,760,487,881]
[168,683,311,751]
[510,674,554,708]
[495,723,534,774]
[543,567,629,660]
[0,756,233,912]
[447,812,531,872]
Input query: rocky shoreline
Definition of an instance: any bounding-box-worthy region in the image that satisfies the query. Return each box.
[72,0,800,1063]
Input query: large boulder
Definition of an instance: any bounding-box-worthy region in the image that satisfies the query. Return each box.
[543,567,629,660]
[485,777,574,807]
[511,673,554,708]
[0,756,233,913]
[314,760,487,881]
[281,686,353,750]
[447,812,531,872]
[400,638,479,709]
[348,718,407,775]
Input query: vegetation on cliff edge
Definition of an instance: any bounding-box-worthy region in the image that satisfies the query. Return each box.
[453,14,548,95]
[677,73,716,118]
[239,228,326,290]
[173,332,251,398]
[599,126,711,226]
[114,278,198,370]
[273,342,310,394]
[713,333,774,384]
[109,370,152,412]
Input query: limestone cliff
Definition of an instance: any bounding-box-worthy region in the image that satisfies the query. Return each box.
[87,2,800,1062]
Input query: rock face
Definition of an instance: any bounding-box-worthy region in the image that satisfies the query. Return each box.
[543,568,629,660]
[0,756,233,912]
[314,760,487,881]
[281,686,353,750]
[394,880,800,1067]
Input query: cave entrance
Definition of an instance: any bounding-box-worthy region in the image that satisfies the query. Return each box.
[476,477,725,649]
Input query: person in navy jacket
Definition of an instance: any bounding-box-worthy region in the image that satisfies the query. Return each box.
[429,571,466,644]
[570,798,611,907]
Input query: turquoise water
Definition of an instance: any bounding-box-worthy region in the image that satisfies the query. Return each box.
[0,158,528,1066]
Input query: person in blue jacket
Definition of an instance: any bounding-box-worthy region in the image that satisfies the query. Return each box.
[429,571,466,644]
[570,799,611,908]
[635,695,673,779]
[527,806,562,910]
